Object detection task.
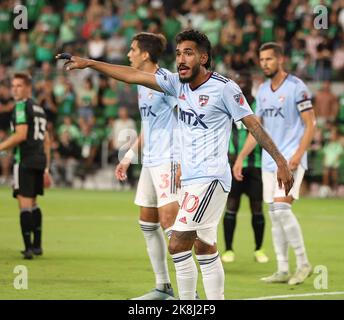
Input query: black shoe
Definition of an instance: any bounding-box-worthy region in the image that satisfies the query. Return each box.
[20,249,34,260]
[32,248,43,256]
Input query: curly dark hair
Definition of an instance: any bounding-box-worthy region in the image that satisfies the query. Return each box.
[175,29,212,69]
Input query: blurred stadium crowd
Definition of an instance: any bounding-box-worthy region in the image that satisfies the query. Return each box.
[0,0,344,196]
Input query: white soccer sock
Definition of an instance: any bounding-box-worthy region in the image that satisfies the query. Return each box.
[196,252,225,300]
[274,203,309,269]
[269,204,289,273]
[164,227,173,240]
[139,220,170,286]
[171,251,198,300]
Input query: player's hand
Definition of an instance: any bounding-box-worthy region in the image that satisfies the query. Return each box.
[55,53,90,71]
[288,152,302,171]
[44,171,52,189]
[233,157,244,181]
[277,160,294,196]
[115,159,131,181]
[175,164,181,188]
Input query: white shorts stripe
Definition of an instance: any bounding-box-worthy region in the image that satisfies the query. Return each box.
[173,181,228,245]
[193,180,218,223]
[13,164,19,190]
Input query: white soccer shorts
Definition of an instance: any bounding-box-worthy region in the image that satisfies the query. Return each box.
[134,162,179,208]
[262,165,305,203]
[172,180,228,246]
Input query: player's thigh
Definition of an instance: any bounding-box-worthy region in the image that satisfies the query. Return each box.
[158,201,179,230]
[173,180,228,246]
[33,169,44,197]
[245,167,263,201]
[16,195,35,210]
[227,175,244,211]
[13,165,36,200]
[262,170,276,204]
[149,162,179,208]
[134,167,157,207]
[194,238,218,255]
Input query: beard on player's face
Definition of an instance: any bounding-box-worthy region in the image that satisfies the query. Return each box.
[178,63,201,83]
[264,67,279,78]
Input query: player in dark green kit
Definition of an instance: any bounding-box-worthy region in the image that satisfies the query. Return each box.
[221,72,269,263]
[0,73,51,259]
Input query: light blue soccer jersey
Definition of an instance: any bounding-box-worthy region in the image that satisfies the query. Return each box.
[138,68,178,167]
[156,71,253,191]
[256,74,313,172]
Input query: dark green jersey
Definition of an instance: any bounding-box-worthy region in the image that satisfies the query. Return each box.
[229,100,261,168]
[338,94,344,123]
[11,98,47,169]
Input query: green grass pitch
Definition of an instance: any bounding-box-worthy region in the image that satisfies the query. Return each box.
[0,187,343,300]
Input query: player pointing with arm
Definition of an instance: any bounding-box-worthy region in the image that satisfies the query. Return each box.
[114,33,180,300]
[233,42,316,285]
[57,30,293,300]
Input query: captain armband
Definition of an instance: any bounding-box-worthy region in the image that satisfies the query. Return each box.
[296,100,313,113]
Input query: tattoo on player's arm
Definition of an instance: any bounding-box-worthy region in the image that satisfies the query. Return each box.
[248,121,285,164]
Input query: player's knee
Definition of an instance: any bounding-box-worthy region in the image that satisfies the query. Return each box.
[159,214,175,230]
[158,203,178,230]
[168,240,181,255]
[227,197,240,212]
[17,196,34,210]
[250,200,263,214]
[168,232,195,255]
[224,210,237,219]
[194,239,217,255]
[139,207,159,222]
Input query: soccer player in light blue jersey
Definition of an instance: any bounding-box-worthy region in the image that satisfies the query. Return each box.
[114,33,179,300]
[57,30,294,300]
[233,42,316,285]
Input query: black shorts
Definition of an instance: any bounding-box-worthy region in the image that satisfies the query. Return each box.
[229,167,262,201]
[13,164,44,198]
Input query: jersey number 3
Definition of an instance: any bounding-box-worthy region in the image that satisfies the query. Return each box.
[34,117,47,140]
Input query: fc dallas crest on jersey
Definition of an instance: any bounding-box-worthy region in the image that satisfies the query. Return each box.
[233,93,245,106]
[199,95,209,107]
[278,95,285,103]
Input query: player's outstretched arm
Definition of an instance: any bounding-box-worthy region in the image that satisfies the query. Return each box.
[56,53,163,92]
[242,114,294,195]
